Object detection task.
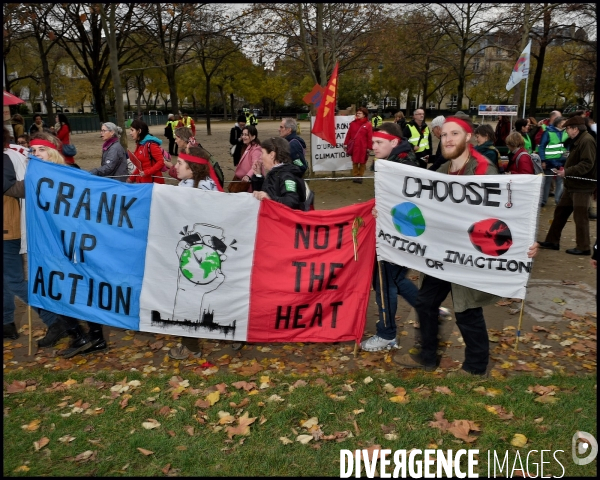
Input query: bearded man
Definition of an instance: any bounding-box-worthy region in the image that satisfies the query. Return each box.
[393,117,539,376]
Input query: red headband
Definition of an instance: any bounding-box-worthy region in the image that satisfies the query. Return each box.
[373,131,401,141]
[30,139,58,151]
[179,152,209,165]
[444,117,473,134]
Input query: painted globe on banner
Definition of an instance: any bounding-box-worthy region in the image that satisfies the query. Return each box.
[179,244,222,285]
[468,218,513,256]
[391,202,426,237]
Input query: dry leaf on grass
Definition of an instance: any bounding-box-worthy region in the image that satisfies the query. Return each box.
[229,398,250,409]
[6,380,27,393]
[510,434,527,448]
[363,376,374,384]
[137,447,154,456]
[21,419,41,431]
[231,381,256,391]
[279,436,293,445]
[435,386,453,395]
[34,437,50,451]
[267,394,284,403]
[225,412,257,439]
[534,395,559,404]
[429,411,479,443]
[142,419,161,430]
[301,417,319,429]
[484,405,514,420]
[206,391,220,406]
[58,435,76,443]
[217,411,235,425]
[296,434,313,444]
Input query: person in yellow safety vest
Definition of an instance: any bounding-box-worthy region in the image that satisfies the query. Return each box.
[244,109,258,127]
[403,108,431,168]
[539,116,568,207]
[165,114,179,156]
[371,113,383,129]
[514,118,533,153]
[179,111,196,136]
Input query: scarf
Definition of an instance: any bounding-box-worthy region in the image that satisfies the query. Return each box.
[102,136,119,151]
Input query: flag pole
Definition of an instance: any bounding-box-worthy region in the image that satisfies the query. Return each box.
[522,76,529,118]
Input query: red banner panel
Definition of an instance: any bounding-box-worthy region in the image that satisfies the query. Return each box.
[248,198,375,343]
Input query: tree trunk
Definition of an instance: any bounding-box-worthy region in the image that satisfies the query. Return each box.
[316,4,327,86]
[99,4,127,149]
[92,84,108,122]
[39,47,54,127]
[166,65,178,115]
[192,94,197,122]
[230,93,236,120]
[205,76,212,136]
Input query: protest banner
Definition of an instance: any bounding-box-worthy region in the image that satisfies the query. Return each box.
[310,115,354,172]
[374,160,542,299]
[25,158,375,342]
[248,198,375,343]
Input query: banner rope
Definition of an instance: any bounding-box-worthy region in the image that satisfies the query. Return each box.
[103,174,597,183]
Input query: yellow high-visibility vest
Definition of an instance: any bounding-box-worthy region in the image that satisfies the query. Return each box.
[406,124,430,152]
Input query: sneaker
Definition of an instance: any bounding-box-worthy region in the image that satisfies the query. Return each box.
[438,307,452,321]
[231,342,244,351]
[360,335,398,352]
[168,344,202,360]
[392,352,436,371]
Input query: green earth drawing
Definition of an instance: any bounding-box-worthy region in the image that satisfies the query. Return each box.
[179,245,222,285]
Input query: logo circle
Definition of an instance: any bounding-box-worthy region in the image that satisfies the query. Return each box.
[391,202,426,237]
[468,218,513,256]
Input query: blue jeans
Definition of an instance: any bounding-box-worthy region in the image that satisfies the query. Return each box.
[541,169,564,206]
[3,239,59,326]
[372,260,418,340]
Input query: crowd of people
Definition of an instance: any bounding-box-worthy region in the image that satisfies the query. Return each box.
[3,106,596,376]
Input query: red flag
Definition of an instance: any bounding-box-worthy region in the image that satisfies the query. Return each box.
[247,198,375,343]
[311,62,339,147]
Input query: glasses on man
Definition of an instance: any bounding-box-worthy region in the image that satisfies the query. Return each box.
[18,141,28,145]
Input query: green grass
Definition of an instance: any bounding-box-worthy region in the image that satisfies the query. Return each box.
[3,368,597,477]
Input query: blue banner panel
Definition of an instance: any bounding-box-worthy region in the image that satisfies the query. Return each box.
[25,157,152,330]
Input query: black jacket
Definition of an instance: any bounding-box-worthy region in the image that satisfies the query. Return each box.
[385,139,419,167]
[229,124,244,166]
[284,133,308,176]
[428,142,446,171]
[251,163,306,210]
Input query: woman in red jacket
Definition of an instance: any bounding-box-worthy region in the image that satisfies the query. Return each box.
[55,113,76,165]
[127,119,165,184]
[505,132,535,174]
[343,106,373,183]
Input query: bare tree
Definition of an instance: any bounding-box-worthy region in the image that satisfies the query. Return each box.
[247,3,385,86]
[52,3,138,121]
[422,3,499,111]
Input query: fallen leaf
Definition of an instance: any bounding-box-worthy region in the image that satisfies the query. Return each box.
[511,434,527,448]
[534,395,559,404]
[232,381,257,391]
[6,380,27,393]
[384,433,398,440]
[206,391,220,406]
[21,419,42,431]
[229,398,250,409]
[217,411,235,425]
[184,426,194,436]
[296,434,313,444]
[389,395,409,404]
[267,394,284,403]
[162,464,171,474]
[34,436,50,451]
[279,436,293,445]
[13,466,30,472]
[142,419,161,430]
[137,447,154,456]
[363,376,374,384]
[225,411,256,439]
[72,450,96,462]
[194,399,211,409]
[353,409,365,415]
[435,386,453,395]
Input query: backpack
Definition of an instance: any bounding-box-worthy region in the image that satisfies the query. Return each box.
[515,151,544,175]
[146,143,172,172]
[289,138,308,176]
[200,147,225,188]
[164,122,173,138]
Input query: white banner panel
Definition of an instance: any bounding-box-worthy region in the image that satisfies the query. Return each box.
[139,186,260,341]
[310,115,354,172]
[374,161,542,299]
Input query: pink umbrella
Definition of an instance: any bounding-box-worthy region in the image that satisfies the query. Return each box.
[3,91,25,105]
